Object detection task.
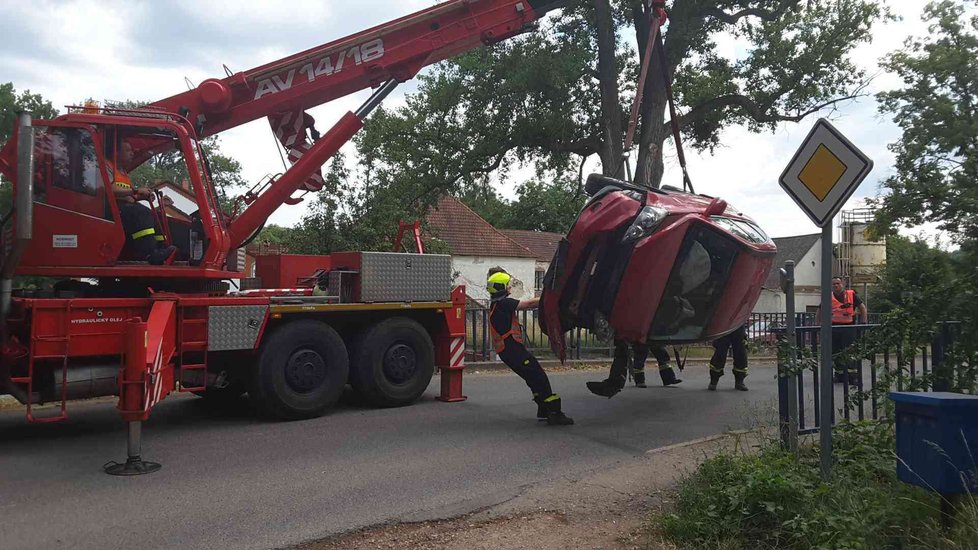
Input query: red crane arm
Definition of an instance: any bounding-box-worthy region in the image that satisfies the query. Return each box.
[151,0,566,248]
[149,0,564,139]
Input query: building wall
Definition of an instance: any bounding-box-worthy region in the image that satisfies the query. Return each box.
[754,240,822,313]
[794,244,822,287]
[453,256,536,304]
[753,289,784,313]
[533,260,551,296]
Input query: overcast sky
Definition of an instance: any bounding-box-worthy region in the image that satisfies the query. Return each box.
[0,1,955,240]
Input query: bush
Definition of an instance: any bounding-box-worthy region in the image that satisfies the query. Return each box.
[659,422,962,550]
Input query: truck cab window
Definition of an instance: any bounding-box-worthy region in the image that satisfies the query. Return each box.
[33,126,110,220]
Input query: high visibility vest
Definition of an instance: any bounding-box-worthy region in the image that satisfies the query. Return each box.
[831,289,856,324]
[108,162,133,192]
[489,302,524,353]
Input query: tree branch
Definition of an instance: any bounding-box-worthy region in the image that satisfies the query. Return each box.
[675,90,868,129]
[704,0,803,24]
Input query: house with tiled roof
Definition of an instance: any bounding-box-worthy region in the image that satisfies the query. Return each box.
[426,196,537,304]
[500,229,562,296]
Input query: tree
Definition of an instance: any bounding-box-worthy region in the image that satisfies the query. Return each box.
[350,0,884,197]
[868,1,978,392]
[872,0,978,244]
[464,180,587,233]
[0,83,60,210]
[0,82,59,145]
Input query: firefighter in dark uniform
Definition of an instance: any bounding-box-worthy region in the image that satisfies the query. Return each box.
[708,324,749,391]
[587,341,682,398]
[487,269,573,426]
[816,276,868,384]
[105,136,177,265]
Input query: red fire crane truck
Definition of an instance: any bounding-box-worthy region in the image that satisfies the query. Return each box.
[0,0,570,474]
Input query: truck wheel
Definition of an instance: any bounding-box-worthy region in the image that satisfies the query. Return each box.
[250,320,349,420]
[351,317,434,407]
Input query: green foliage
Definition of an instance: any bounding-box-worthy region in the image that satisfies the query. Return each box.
[463,179,587,233]
[873,1,978,244]
[0,82,60,212]
[865,1,978,397]
[660,422,953,550]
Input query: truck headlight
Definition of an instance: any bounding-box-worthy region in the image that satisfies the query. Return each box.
[622,205,667,243]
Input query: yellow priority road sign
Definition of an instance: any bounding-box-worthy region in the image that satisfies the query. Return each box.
[779,118,873,227]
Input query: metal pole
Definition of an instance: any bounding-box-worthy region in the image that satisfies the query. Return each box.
[819,222,834,479]
[784,261,799,455]
[127,421,141,459]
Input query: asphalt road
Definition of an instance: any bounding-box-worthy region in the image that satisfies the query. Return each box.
[0,364,780,550]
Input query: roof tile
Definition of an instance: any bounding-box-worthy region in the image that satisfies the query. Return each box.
[426,196,536,258]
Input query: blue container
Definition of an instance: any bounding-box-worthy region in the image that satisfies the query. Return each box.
[890,392,978,494]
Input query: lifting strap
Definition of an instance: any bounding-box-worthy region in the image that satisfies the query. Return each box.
[673,346,688,372]
[622,1,696,194]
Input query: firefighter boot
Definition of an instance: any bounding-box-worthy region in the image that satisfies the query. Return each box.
[734,372,749,391]
[541,396,574,426]
[633,369,647,388]
[659,367,682,386]
[587,376,624,398]
[708,369,722,391]
[533,394,547,421]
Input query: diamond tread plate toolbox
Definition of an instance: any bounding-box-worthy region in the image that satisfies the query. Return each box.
[359,252,452,302]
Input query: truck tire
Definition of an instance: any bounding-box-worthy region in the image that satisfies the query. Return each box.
[250,320,349,420]
[351,317,434,408]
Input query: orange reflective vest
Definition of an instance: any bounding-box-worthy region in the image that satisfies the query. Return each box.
[489,302,524,353]
[108,162,133,192]
[831,289,856,324]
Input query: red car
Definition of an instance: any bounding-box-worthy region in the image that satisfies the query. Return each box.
[540,174,777,361]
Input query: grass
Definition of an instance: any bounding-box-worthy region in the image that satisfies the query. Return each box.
[653,421,978,550]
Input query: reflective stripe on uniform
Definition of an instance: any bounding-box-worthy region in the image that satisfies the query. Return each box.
[131,227,156,240]
[113,181,133,190]
[154,235,165,241]
[543,394,560,403]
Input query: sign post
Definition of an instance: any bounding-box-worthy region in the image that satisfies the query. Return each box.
[779,118,873,480]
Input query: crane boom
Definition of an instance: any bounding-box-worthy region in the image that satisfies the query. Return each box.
[152,0,563,139]
[152,0,567,248]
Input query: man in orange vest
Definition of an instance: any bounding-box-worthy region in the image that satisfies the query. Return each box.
[106,136,177,265]
[817,276,868,384]
[487,268,573,426]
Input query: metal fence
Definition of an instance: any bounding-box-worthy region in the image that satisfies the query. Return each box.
[464,308,613,361]
[746,312,883,345]
[463,309,890,362]
[777,321,965,439]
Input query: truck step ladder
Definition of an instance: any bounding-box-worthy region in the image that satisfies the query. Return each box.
[12,302,72,423]
[177,308,208,392]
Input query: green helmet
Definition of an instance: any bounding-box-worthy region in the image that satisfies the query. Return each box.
[487,271,511,296]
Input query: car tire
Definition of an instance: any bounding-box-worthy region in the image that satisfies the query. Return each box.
[350,317,435,408]
[250,320,349,420]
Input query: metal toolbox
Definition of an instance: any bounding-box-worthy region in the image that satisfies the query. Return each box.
[328,252,452,302]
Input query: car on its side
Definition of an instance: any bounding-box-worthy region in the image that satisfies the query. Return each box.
[540,174,777,361]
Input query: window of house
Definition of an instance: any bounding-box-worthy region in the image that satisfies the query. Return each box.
[535,269,545,291]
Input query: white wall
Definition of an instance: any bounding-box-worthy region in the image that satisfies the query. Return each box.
[794,242,822,287]
[453,255,536,304]
[753,289,784,313]
[159,187,196,216]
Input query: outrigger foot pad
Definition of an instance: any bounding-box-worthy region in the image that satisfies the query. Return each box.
[103,457,162,476]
